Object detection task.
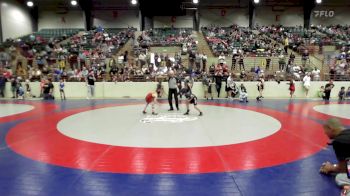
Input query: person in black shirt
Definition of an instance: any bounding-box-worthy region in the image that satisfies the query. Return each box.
[0,75,6,97]
[289,52,295,64]
[110,65,119,82]
[87,71,96,99]
[123,51,128,65]
[231,55,237,71]
[214,73,223,98]
[239,55,245,71]
[266,55,271,70]
[320,118,350,195]
[11,77,18,98]
[324,80,335,101]
[43,78,54,100]
[208,63,215,76]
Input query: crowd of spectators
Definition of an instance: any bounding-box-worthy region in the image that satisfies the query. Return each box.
[0,27,135,83]
[202,25,276,57]
[3,25,350,90]
[316,25,350,43]
[135,28,197,55]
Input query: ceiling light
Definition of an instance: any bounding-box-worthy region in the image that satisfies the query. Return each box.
[27,1,34,7]
[193,0,199,4]
[71,0,78,6]
[316,0,322,4]
[131,0,137,5]
[254,0,260,4]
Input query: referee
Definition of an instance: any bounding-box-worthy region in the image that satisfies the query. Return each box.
[168,71,179,111]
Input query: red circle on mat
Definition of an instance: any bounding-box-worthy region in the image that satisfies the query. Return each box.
[6,102,328,174]
[287,101,350,125]
[0,101,57,123]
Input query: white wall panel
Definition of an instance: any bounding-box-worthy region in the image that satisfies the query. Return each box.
[1,1,33,40]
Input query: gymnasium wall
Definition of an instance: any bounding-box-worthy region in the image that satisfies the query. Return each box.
[199,8,249,27]
[0,0,33,40]
[153,16,194,28]
[93,10,139,29]
[2,82,347,99]
[255,6,304,27]
[311,6,350,26]
[38,10,85,30]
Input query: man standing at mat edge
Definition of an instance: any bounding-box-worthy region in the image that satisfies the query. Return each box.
[168,71,179,111]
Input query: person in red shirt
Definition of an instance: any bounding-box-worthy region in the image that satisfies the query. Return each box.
[288,79,295,98]
[143,92,158,115]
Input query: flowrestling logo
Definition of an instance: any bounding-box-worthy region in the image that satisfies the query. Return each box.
[314,10,335,18]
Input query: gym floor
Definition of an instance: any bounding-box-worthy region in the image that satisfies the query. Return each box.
[0,98,347,196]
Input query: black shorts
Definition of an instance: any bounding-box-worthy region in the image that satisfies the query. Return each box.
[189,96,198,105]
[226,86,234,92]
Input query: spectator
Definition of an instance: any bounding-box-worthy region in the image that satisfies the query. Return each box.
[138,52,147,68]
[214,67,223,98]
[195,52,201,72]
[25,79,32,98]
[303,73,311,97]
[292,64,302,80]
[10,77,18,99]
[202,72,213,100]
[123,51,129,65]
[239,83,248,102]
[320,118,350,196]
[16,62,26,79]
[240,70,247,81]
[202,53,207,72]
[86,71,96,99]
[346,87,350,99]
[238,54,245,71]
[218,52,225,64]
[339,87,346,101]
[256,77,264,101]
[278,53,286,71]
[232,52,237,70]
[288,79,295,98]
[324,80,335,101]
[284,36,289,54]
[156,81,164,98]
[265,54,271,70]
[289,52,295,64]
[209,63,215,76]
[312,67,321,81]
[43,78,54,100]
[302,49,309,67]
[17,84,25,99]
[318,86,326,100]
[0,74,6,97]
[59,79,66,100]
[226,73,237,99]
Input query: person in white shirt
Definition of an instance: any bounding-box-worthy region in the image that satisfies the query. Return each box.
[218,53,226,64]
[303,72,311,97]
[226,73,237,99]
[138,52,147,67]
[239,83,248,102]
[311,67,321,81]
